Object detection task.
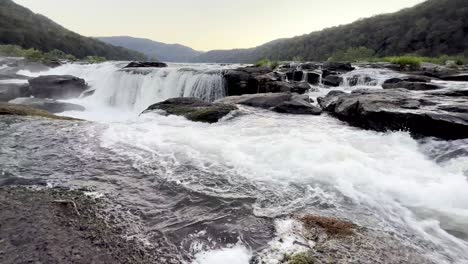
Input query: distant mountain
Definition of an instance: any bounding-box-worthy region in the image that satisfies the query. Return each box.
[192,0,468,63]
[98,36,203,62]
[0,0,146,60]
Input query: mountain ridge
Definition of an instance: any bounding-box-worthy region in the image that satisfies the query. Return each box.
[191,0,468,63]
[0,0,146,60]
[98,36,203,62]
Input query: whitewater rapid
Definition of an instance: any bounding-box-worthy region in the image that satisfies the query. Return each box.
[13,62,468,263]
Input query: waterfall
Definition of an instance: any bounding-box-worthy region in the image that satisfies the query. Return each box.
[18,62,230,112]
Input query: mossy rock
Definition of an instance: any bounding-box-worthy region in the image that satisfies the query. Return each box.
[288,252,317,264]
[0,102,80,121]
[143,97,238,123]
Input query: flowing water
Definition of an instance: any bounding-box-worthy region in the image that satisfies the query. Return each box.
[2,61,468,263]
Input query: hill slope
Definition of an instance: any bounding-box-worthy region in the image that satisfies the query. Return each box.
[0,0,146,60]
[98,36,203,62]
[192,0,468,63]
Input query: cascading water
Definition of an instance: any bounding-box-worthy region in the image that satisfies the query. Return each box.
[5,61,468,263]
[19,62,232,113]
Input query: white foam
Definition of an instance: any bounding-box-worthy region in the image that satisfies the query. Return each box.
[193,245,252,264]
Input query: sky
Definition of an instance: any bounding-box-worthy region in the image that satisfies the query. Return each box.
[15,0,425,51]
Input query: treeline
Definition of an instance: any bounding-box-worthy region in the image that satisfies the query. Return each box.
[193,0,468,63]
[0,0,146,61]
[0,44,107,63]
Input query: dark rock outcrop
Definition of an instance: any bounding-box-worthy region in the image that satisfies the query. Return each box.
[9,98,85,113]
[123,62,168,68]
[322,75,343,87]
[224,67,310,95]
[0,83,31,102]
[318,89,468,140]
[323,62,355,72]
[142,97,237,123]
[28,75,87,99]
[382,81,441,91]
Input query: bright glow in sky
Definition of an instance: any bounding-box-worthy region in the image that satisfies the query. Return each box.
[14,0,425,51]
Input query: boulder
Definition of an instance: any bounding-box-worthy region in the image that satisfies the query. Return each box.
[28,75,87,99]
[272,95,322,115]
[322,75,343,87]
[9,98,85,113]
[142,97,237,123]
[123,62,168,68]
[318,89,468,140]
[0,103,79,121]
[0,83,31,102]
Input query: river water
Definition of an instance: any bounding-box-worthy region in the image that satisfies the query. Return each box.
[1,61,468,263]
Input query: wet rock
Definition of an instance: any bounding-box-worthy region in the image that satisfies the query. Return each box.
[123,61,168,68]
[317,90,346,109]
[318,89,468,140]
[81,89,96,98]
[0,102,79,120]
[300,62,321,70]
[439,73,468,82]
[322,75,343,87]
[272,95,322,115]
[306,72,321,85]
[216,93,292,109]
[346,75,376,86]
[0,83,31,102]
[9,98,85,113]
[382,81,441,91]
[29,75,88,99]
[143,97,237,123]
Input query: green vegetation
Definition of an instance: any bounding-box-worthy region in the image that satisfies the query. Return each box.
[255,59,280,69]
[0,0,146,60]
[383,56,423,69]
[0,44,107,64]
[328,47,376,62]
[193,0,468,63]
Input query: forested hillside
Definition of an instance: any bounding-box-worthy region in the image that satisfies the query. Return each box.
[0,0,146,60]
[192,0,468,63]
[98,36,203,62]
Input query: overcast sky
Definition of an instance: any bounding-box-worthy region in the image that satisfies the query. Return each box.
[14,0,425,51]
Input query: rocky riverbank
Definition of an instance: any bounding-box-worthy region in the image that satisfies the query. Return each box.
[0,187,158,264]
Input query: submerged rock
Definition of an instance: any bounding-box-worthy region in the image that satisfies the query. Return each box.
[9,98,85,113]
[123,61,168,68]
[0,103,79,120]
[318,89,468,140]
[142,97,237,123]
[0,83,31,102]
[29,75,87,99]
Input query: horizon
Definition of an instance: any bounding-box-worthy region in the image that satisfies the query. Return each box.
[14,0,425,51]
